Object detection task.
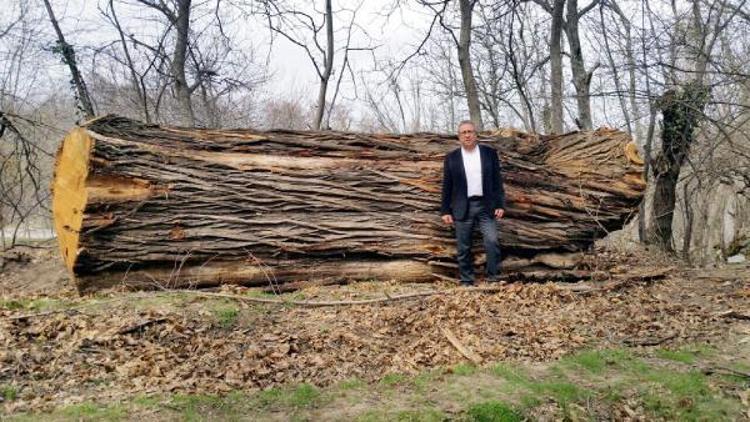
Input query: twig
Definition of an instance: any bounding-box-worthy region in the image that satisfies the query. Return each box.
[4,285,508,320]
[623,332,677,346]
[702,366,750,379]
[716,310,750,320]
[117,317,168,335]
[180,285,508,308]
[441,326,482,364]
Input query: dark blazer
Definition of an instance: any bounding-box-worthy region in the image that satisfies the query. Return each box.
[440,144,505,221]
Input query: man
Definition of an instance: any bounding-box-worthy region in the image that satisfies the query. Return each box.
[440,120,506,286]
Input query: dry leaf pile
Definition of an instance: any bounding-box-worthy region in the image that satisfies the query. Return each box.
[3,262,748,413]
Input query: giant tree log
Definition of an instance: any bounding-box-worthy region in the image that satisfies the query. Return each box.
[53,116,645,293]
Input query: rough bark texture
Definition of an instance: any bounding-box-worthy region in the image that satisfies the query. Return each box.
[458,0,483,130]
[549,0,565,134]
[649,85,708,250]
[52,116,644,293]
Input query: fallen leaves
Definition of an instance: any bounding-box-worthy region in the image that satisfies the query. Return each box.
[1,259,749,414]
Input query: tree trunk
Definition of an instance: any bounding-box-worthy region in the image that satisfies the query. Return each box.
[313,0,334,130]
[171,0,195,127]
[42,0,95,118]
[53,116,645,293]
[648,85,708,249]
[549,0,565,134]
[458,0,483,130]
[565,0,597,130]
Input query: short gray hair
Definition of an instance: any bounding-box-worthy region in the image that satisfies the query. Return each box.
[457,120,476,133]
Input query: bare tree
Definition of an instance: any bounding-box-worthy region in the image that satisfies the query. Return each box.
[564,0,600,129]
[42,0,96,118]
[93,0,267,127]
[597,0,642,139]
[133,0,195,126]
[104,0,151,122]
[548,0,565,133]
[646,0,746,251]
[260,0,336,130]
[457,0,483,129]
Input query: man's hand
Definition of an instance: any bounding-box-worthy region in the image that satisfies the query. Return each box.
[441,214,454,225]
[494,208,505,220]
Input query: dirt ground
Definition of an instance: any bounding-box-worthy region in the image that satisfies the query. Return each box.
[1,244,749,418]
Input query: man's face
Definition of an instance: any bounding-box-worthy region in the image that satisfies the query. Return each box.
[458,123,477,150]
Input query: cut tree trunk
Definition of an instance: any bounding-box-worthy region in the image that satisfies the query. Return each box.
[52,116,645,293]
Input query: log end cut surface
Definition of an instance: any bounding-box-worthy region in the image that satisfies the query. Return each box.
[53,127,92,272]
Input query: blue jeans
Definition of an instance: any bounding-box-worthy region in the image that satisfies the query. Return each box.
[454,201,501,284]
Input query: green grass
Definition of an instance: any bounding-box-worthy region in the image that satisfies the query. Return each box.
[2,384,18,401]
[288,383,321,408]
[452,363,478,376]
[249,383,324,410]
[465,400,522,422]
[170,393,227,421]
[338,377,367,391]
[491,363,530,385]
[61,401,127,421]
[560,348,642,374]
[356,408,446,422]
[254,387,284,408]
[131,394,161,408]
[530,380,591,406]
[5,343,747,421]
[380,373,408,386]
[212,304,239,328]
[656,348,698,364]
[0,297,74,312]
[637,366,740,420]
[411,369,441,393]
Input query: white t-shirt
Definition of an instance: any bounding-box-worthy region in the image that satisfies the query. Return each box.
[461,146,483,197]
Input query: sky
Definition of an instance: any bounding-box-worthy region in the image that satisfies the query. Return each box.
[39,0,437,106]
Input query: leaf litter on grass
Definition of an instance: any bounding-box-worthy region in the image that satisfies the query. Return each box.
[1,251,749,415]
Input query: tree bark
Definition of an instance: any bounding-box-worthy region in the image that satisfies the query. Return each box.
[171,0,195,127]
[458,0,483,130]
[53,116,645,293]
[648,86,708,250]
[564,0,598,130]
[549,0,565,134]
[313,0,334,130]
